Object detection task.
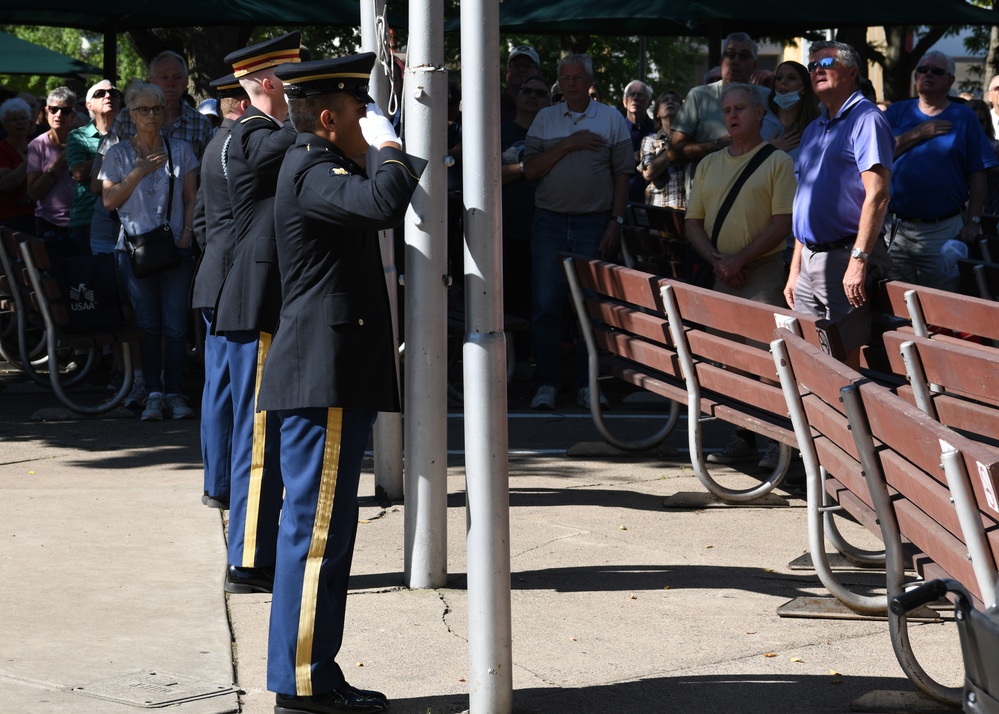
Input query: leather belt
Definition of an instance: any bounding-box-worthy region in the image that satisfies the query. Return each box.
[894,208,962,224]
[804,235,853,253]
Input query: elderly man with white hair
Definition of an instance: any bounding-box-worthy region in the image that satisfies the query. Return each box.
[622,78,654,200]
[883,49,997,291]
[66,79,121,254]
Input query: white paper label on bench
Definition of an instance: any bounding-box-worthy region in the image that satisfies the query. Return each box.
[978,461,999,513]
[774,314,797,331]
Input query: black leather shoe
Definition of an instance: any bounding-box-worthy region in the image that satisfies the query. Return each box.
[274,683,388,713]
[224,565,274,594]
[202,491,230,510]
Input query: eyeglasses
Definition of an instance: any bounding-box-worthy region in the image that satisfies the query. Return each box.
[915,65,948,77]
[557,75,590,85]
[46,106,74,116]
[131,105,164,116]
[723,51,754,62]
[519,87,549,98]
[807,57,838,73]
[92,88,121,100]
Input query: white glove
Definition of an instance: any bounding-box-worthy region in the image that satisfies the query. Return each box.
[359,103,399,149]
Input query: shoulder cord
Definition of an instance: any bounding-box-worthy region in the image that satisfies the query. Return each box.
[221,133,232,181]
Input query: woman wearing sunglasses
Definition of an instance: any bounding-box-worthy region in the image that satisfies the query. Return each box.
[66,80,121,255]
[25,87,78,254]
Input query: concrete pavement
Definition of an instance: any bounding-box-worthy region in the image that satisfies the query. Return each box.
[0,368,965,713]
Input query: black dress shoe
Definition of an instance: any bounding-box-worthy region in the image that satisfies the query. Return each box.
[202,491,230,510]
[224,565,274,594]
[274,683,388,713]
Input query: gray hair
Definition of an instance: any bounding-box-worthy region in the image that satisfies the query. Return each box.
[0,97,32,123]
[808,41,861,72]
[723,32,758,60]
[46,86,77,108]
[125,82,166,109]
[558,53,594,78]
[722,83,765,112]
[624,80,652,101]
[148,50,189,80]
[918,49,955,77]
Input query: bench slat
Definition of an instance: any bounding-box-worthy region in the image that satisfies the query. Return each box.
[882,280,999,342]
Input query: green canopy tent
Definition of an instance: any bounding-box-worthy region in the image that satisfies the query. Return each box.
[0,30,102,76]
[486,0,999,36]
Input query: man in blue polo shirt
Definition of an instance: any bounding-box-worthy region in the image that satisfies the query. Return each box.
[884,50,997,292]
[785,41,894,361]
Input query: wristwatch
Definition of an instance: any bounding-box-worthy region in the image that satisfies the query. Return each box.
[850,247,869,262]
[612,215,625,226]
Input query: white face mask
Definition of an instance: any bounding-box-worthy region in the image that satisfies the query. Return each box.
[773,90,802,110]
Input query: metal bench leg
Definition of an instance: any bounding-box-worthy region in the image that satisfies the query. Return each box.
[842,385,962,705]
[564,257,680,451]
[665,285,787,503]
[773,339,888,613]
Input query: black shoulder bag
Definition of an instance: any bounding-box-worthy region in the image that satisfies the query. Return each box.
[123,138,182,279]
[684,142,778,288]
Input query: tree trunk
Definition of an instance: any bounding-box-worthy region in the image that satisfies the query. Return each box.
[126,27,254,98]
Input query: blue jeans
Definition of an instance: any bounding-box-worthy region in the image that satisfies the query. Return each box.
[530,208,608,389]
[117,250,193,394]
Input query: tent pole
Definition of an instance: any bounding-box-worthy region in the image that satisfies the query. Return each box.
[403,0,449,590]
[460,0,513,710]
[103,22,117,81]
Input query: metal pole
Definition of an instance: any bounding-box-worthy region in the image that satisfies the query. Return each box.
[460,0,512,710]
[403,0,448,589]
[361,0,405,502]
[103,22,117,82]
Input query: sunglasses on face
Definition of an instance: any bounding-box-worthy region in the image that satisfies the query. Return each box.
[519,87,549,98]
[916,65,948,77]
[131,105,164,116]
[46,106,73,116]
[807,56,838,73]
[92,88,121,99]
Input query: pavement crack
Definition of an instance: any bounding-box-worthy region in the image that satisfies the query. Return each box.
[437,590,462,640]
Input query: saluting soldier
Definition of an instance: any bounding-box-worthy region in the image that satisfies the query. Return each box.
[191,73,250,511]
[258,54,425,714]
[213,32,301,595]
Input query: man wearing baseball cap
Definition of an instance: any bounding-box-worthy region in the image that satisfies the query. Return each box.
[257,53,425,714]
[502,44,541,123]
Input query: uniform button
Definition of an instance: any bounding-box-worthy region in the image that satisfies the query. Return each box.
[358,319,364,326]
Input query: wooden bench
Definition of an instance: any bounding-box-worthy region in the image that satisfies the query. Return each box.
[882,330,999,450]
[878,279,999,343]
[562,253,844,504]
[619,202,686,279]
[13,232,144,414]
[772,327,999,706]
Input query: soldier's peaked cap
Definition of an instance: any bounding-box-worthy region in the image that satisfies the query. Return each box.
[209,72,245,98]
[275,53,376,103]
[224,31,301,78]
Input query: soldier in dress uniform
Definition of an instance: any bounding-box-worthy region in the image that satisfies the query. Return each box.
[212,31,301,595]
[191,73,250,511]
[258,54,425,714]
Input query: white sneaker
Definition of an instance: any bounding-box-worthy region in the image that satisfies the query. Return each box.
[141,394,165,421]
[166,393,195,420]
[530,385,557,410]
[124,377,147,410]
[576,387,609,410]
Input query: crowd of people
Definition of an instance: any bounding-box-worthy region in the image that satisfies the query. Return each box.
[3,29,999,713]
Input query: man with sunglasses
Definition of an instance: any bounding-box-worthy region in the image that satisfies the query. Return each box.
[882,50,997,292]
[785,41,894,362]
[669,32,770,194]
[66,80,121,255]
